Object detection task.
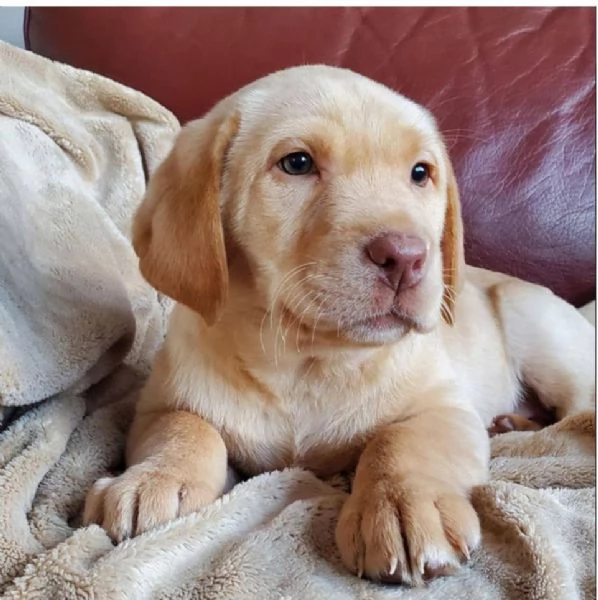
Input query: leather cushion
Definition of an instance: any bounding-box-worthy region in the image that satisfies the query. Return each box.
[25,7,596,305]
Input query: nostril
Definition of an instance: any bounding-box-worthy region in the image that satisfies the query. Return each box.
[366,238,399,267]
[382,257,397,271]
[412,258,424,274]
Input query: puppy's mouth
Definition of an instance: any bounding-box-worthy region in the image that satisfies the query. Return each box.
[277,304,417,341]
[347,307,426,333]
[287,303,427,339]
[274,274,437,344]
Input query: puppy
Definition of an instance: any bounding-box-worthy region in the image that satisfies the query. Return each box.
[84,65,595,585]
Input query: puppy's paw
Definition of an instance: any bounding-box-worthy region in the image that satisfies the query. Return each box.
[488,414,543,437]
[83,464,219,542]
[335,476,479,585]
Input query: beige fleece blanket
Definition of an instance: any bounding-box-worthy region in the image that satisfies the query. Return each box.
[0,41,177,416]
[0,42,595,600]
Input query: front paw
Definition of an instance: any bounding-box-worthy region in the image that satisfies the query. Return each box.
[83,464,219,542]
[335,475,480,585]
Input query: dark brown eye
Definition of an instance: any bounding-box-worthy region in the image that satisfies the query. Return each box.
[411,162,430,186]
[278,152,315,175]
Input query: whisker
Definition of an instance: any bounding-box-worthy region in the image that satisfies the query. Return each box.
[272,272,318,358]
[273,272,326,362]
[311,293,329,349]
[295,290,323,352]
[268,262,316,330]
[284,287,318,353]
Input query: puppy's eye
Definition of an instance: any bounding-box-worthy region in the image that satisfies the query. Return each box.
[411,162,430,187]
[278,152,315,176]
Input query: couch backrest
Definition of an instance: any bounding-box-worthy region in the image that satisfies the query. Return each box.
[25,7,596,306]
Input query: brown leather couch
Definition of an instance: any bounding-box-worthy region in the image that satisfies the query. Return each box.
[25,7,596,306]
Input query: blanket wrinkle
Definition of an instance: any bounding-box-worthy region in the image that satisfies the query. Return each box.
[0,41,594,599]
[0,40,177,409]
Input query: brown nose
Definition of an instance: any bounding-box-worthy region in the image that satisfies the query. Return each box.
[365,232,427,291]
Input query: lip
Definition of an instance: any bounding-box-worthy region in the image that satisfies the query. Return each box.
[354,310,415,330]
[280,303,423,338]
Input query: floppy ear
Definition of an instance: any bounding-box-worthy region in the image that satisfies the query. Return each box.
[440,158,465,326]
[132,106,239,326]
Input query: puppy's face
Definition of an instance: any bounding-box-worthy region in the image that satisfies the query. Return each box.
[133,66,464,346]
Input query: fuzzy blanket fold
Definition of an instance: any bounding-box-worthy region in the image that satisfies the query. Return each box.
[0,41,595,600]
[0,41,177,414]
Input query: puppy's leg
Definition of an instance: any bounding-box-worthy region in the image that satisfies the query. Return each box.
[83,409,227,542]
[336,400,489,585]
[492,281,595,419]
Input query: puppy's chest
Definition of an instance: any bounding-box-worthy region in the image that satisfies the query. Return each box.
[192,371,395,477]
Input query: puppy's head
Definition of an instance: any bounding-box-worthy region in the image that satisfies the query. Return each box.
[133,66,464,345]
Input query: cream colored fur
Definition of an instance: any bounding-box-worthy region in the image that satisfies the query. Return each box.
[82,66,595,585]
[0,43,594,598]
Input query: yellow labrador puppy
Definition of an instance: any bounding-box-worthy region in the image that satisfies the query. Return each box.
[84,65,595,585]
